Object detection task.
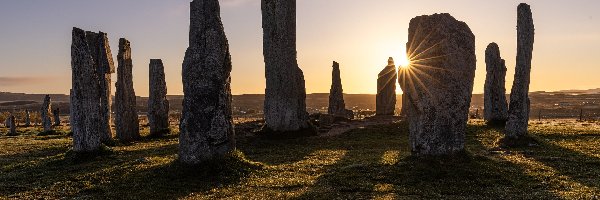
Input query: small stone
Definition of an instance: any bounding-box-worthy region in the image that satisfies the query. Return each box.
[401,13,476,156]
[484,43,508,124]
[328,61,354,119]
[8,115,17,136]
[148,59,170,137]
[506,3,535,138]
[53,108,61,126]
[377,57,397,116]
[179,0,236,164]
[41,95,52,132]
[115,38,140,142]
[262,0,309,132]
[25,110,31,127]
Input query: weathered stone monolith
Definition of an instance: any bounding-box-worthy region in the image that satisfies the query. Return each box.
[262,0,309,132]
[5,116,11,129]
[484,43,508,124]
[70,27,110,152]
[8,115,17,136]
[400,13,476,156]
[41,95,52,132]
[506,3,535,138]
[53,108,61,126]
[179,0,235,164]
[25,110,31,127]
[148,59,170,137]
[92,32,115,143]
[377,57,397,116]
[115,38,140,142]
[328,61,353,119]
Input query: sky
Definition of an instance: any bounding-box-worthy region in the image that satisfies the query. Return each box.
[0,0,598,96]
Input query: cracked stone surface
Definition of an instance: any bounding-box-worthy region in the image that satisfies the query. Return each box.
[506,3,535,138]
[115,38,140,142]
[179,0,236,164]
[401,13,476,156]
[148,59,170,137]
[262,0,309,132]
[484,43,508,124]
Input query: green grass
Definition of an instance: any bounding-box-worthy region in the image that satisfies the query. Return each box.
[1,120,599,199]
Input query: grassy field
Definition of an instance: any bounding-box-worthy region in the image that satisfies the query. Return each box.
[1,120,599,199]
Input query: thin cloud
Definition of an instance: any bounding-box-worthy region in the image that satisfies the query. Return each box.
[0,77,52,87]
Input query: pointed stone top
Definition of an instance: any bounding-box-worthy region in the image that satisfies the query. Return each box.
[388,57,395,66]
[332,61,339,67]
[518,3,531,10]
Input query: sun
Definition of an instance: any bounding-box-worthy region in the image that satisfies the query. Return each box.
[397,56,411,68]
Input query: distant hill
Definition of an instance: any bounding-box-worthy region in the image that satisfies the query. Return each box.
[554,88,600,94]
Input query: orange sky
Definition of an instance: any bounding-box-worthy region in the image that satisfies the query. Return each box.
[0,0,598,96]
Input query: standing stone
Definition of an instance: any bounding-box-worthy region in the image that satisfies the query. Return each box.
[148,59,170,137]
[262,0,309,132]
[88,31,115,143]
[484,43,509,124]
[53,108,61,126]
[506,3,535,138]
[41,95,52,132]
[8,115,17,136]
[328,61,353,119]
[115,38,140,142]
[179,0,235,164]
[71,27,112,152]
[400,13,476,156]
[377,57,397,116]
[5,116,11,128]
[25,110,31,127]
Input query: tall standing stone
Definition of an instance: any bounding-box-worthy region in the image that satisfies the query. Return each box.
[484,43,508,124]
[179,0,235,164]
[328,61,353,119]
[53,108,61,126]
[400,13,476,156]
[148,59,170,137]
[71,27,113,152]
[377,57,397,116]
[262,0,309,132]
[115,38,140,142]
[25,110,31,127]
[506,3,535,138]
[8,115,17,136]
[41,95,52,132]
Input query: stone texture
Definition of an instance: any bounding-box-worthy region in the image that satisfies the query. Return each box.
[328,61,353,119]
[25,110,31,127]
[5,116,11,128]
[262,0,309,132]
[506,3,535,138]
[70,27,113,152]
[484,43,509,124]
[8,115,16,136]
[53,108,61,126]
[377,57,397,116]
[179,0,236,164]
[115,38,140,142]
[148,59,170,137]
[41,95,52,132]
[400,13,476,156]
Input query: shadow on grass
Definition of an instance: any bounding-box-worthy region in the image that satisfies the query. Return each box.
[293,123,560,199]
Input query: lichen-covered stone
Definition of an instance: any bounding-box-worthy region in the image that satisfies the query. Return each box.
[179,0,236,164]
[484,43,508,124]
[41,95,52,132]
[506,3,535,138]
[262,0,309,132]
[401,13,476,156]
[148,59,170,137]
[53,108,61,126]
[115,38,140,142]
[328,61,353,119]
[377,57,397,116]
[70,27,111,152]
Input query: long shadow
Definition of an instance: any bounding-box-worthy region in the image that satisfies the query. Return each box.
[294,123,560,199]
